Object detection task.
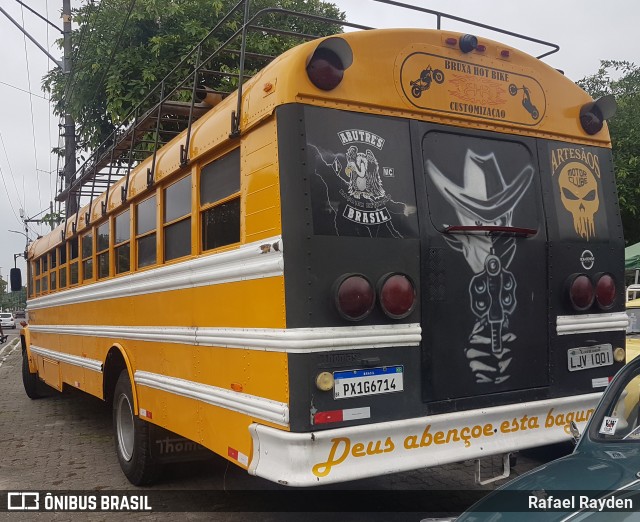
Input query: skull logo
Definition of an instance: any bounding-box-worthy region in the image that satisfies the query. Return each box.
[558,161,599,240]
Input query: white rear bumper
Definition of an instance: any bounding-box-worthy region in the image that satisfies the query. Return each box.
[248,392,601,486]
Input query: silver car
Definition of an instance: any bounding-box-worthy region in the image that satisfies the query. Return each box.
[0,313,16,329]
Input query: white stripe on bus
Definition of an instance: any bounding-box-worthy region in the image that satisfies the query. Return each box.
[134,370,289,426]
[30,345,103,372]
[26,345,289,425]
[556,312,629,335]
[28,323,421,352]
[27,236,284,311]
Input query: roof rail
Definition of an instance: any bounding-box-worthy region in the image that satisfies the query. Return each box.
[56,0,559,231]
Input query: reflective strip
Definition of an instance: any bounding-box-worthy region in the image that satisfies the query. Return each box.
[134,370,289,426]
[556,312,629,335]
[29,345,103,372]
[28,237,284,310]
[28,323,422,352]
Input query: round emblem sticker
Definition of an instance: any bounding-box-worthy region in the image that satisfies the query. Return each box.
[580,249,595,270]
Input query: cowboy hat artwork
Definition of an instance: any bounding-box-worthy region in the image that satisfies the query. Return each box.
[426,150,534,383]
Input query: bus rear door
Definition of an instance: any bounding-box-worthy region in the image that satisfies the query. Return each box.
[415,123,550,409]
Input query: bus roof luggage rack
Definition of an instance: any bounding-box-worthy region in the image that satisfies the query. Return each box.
[56,0,558,232]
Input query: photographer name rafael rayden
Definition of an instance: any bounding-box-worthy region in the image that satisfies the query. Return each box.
[529,495,634,512]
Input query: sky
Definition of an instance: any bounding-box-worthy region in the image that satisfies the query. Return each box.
[0,0,639,290]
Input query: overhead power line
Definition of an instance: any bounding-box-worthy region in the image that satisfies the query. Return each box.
[46,0,54,204]
[88,0,138,110]
[64,0,102,109]
[20,4,44,212]
[0,162,23,226]
[0,80,49,100]
[0,132,25,212]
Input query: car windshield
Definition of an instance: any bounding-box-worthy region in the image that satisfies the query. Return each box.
[628,307,640,335]
[591,359,640,441]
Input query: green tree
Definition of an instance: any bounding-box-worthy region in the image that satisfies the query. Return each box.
[43,0,345,151]
[578,61,640,244]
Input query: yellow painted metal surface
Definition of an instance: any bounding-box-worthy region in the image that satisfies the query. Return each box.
[242,119,282,242]
[40,358,62,391]
[29,277,285,329]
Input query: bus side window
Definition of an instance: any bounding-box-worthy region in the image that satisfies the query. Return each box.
[41,254,49,293]
[136,195,157,268]
[97,221,110,279]
[164,174,192,261]
[34,259,41,295]
[69,237,79,285]
[115,209,131,274]
[82,231,94,281]
[200,149,240,252]
[27,261,33,298]
[49,249,57,291]
[58,243,67,289]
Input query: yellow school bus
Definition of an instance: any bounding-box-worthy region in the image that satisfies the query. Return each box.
[15,2,627,486]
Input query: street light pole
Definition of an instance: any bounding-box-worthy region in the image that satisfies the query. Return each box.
[9,229,31,251]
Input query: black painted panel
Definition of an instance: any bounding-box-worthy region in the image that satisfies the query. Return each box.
[537,140,626,395]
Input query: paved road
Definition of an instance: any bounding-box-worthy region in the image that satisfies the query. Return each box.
[0,332,570,521]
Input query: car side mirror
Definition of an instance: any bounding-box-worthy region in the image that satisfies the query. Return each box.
[569,420,581,445]
[10,268,22,292]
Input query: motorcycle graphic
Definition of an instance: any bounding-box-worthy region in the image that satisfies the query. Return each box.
[509,83,539,119]
[410,65,445,98]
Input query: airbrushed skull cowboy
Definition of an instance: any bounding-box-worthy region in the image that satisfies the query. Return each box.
[427,150,534,383]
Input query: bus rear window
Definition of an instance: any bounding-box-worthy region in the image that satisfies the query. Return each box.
[422,131,539,234]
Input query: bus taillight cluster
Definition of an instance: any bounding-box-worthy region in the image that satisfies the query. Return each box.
[334,273,416,321]
[567,273,616,312]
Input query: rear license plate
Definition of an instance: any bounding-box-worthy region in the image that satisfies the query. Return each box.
[568,344,613,372]
[333,366,404,399]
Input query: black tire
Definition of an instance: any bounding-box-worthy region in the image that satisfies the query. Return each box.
[411,85,422,98]
[531,108,539,119]
[22,348,53,399]
[433,69,444,83]
[113,370,161,485]
[509,83,518,96]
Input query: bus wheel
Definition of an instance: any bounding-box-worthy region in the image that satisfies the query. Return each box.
[22,348,53,399]
[113,370,161,485]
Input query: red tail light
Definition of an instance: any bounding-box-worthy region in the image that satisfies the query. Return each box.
[379,273,416,319]
[595,273,616,309]
[335,274,375,321]
[568,274,594,311]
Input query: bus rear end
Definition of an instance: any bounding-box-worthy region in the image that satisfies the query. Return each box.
[247,29,626,486]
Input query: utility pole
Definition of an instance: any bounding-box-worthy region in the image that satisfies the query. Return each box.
[0,1,75,216]
[62,0,77,217]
